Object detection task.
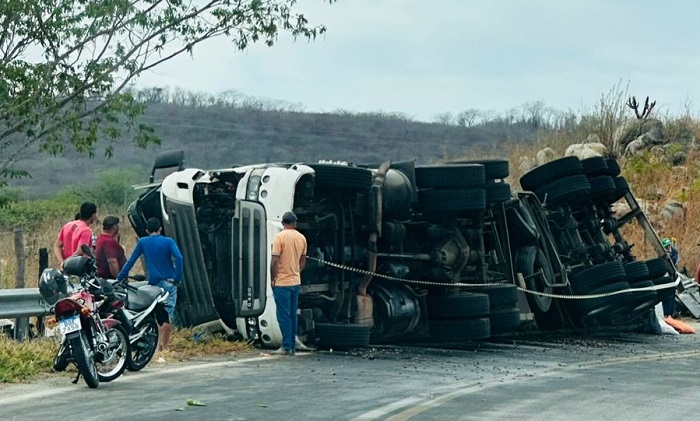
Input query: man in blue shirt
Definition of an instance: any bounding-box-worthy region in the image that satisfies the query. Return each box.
[118,217,183,352]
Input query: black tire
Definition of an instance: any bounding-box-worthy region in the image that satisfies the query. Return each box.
[429,318,490,342]
[570,262,627,294]
[534,175,591,207]
[70,330,100,389]
[96,324,129,382]
[427,292,490,319]
[520,157,583,192]
[515,246,553,314]
[309,164,373,190]
[446,159,509,180]
[485,182,512,204]
[612,177,630,201]
[575,281,631,318]
[623,261,650,284]
[580,157,609,176]
[489,308,521,334]
[588,176,617,202]
[415,164,485,189]
[127,316,159,372]
[653,275,676,301]
[53,343,69,372]
[614,280,659,323]
[466,284,518,310]
[419,188,486,212]
[605,158,622,177]
[315,323,371,349]
[645,257,672,279]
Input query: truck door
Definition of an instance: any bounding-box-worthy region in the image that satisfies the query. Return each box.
[162,197,220,327]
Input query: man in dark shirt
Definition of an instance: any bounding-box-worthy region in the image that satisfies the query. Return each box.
[118,217,183,352]
[95,216,126,279]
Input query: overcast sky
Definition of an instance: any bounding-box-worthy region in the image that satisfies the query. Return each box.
[136,0,700,122]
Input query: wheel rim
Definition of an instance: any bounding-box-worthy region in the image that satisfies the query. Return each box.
[132,321,159,367]
[96,328,128,378]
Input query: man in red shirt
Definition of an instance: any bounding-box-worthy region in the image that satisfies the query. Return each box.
[53,202,97,268]
[95,215,126,279]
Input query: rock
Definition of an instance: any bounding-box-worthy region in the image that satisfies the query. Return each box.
[536,147,558,166]
[661,200,684,219]
[565,142,607,159]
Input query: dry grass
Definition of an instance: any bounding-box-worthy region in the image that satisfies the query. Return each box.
[0,335,57,383]
[0,328,254,384]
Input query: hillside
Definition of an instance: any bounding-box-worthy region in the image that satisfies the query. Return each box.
[11,102,540,197]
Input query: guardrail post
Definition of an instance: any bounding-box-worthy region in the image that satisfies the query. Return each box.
[36,248,49,336]
[14,226,29,341]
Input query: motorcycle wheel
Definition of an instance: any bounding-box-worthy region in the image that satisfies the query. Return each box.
[96,324,129,382]
[127,315,159,371]
[70,330,100,389]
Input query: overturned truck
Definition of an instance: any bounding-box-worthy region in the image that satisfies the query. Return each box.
[128,151,677,349]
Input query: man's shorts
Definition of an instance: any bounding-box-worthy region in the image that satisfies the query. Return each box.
[156,280,178,320]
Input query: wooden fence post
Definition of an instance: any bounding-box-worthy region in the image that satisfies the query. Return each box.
[36,248,49,336]
[13,226,29,341]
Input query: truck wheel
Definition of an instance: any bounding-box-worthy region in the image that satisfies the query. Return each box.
[489,308,521,334]
[466,284,518,310]
[580,157,609,176]
[605,158,622,176]
[485,182,512,204]
[612,177,630,201]
[428,318,490,342]
[534,175,591,207]
[645,257,672,279]
[570,262,626,294]
[314,323,371,350]
[623,261,650,284]
[575,281,632,319]
[588,176,617,203]
[520,156,583,192]
[418,188,486,212]
[427,292,490,319]
[415,164,485,188]
[446,159,509,180]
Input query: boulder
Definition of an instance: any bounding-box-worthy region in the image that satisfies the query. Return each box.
[536,147,559,166]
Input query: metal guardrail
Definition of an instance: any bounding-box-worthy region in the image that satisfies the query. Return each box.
[0,288,52,319]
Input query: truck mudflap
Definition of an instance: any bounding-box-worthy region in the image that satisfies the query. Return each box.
[231,200,267,318]
[163,197,219,327]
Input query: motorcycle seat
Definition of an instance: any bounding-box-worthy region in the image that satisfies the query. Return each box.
[127,285,163,311]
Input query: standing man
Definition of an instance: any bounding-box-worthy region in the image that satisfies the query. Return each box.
[95,216,126,279]
[54,202,97,268]
[117,217,183,352]
[269,211,307,355]
[661,237,679,317]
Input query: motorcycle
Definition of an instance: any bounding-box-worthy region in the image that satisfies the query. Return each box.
[109,276,170,371]
[40,245,129,388]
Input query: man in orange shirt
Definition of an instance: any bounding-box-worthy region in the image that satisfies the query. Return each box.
[53,202,97,268]
[269,211,307,355]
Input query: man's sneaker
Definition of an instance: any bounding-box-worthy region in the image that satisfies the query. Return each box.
[270,347,294,356]
[294,337,315,352]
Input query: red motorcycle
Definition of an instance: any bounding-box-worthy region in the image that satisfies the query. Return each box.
[40,246,129,388]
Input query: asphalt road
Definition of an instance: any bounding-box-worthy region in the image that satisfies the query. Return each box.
[2,324,700,421]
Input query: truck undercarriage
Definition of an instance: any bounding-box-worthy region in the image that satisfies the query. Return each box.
[128,152,677,349]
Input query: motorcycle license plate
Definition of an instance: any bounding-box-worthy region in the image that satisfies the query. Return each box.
[58,316,81,334]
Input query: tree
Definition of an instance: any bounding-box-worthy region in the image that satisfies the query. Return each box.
[0,0,331,187]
